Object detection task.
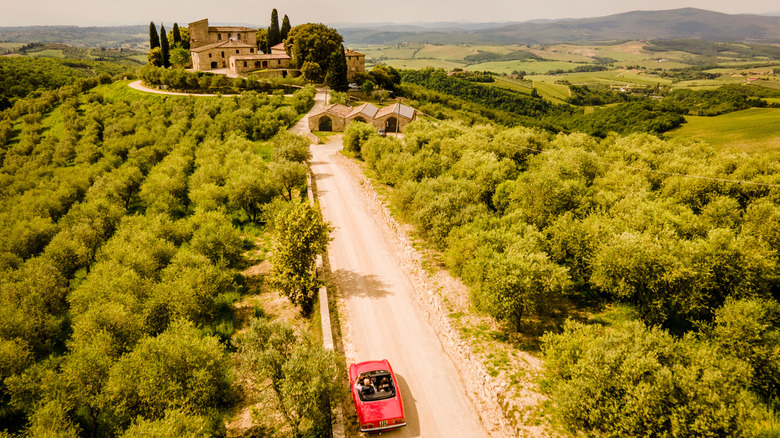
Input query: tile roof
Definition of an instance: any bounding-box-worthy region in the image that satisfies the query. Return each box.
[210,26,255,32]
[375,103,415,119]
[270,43,286,51]
[309,104,353,118]
[345,50,365,57]
[347,103,379,119]
[231,53,290,60]
[191,40,256,52]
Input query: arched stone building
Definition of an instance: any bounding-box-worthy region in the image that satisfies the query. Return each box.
[308,102,416,133]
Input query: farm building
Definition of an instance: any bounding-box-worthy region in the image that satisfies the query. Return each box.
[308,102,416,133]
[188,19,364,78]
[188,18,295,77]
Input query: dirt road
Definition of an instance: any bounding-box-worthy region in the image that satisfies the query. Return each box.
[310,135,489,436]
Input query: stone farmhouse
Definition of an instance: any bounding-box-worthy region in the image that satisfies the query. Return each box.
[308,102,416,133]
[188,19,293,77]
[188,19,365,79]
[345,50,366,80]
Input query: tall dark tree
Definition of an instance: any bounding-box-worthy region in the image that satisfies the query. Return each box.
[172,23,182,47]
[149,21,160,50]
[256,28,268,54]
[280,15,291,41]
[160,24,170,68]
[267,9,281,51]
[326,45,349,92]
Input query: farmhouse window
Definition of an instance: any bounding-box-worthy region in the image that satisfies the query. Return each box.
[236,49,239,54]
[218,34,222,40]
[243,61,247,67]
[221,52,225,57]
[208,53,212,58]
[250,48,254,53]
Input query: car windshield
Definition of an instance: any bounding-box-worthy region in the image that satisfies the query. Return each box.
[356,370,396,402]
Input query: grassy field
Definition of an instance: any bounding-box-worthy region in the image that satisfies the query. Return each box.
[360,41,780,122]
[467,60,581,74]
[532,81,570,103]
[415,44,477,60]
[666,108,780,152]
[0,42,24,51]
[490,76,533,94]
[375,58,465,70]
[528,42,652,63]
[26,49,64,58]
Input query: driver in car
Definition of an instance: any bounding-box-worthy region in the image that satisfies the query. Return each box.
[355,377,376,395]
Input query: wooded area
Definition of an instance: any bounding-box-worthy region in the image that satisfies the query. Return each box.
[0,58,339,436]
[343,101,780,434]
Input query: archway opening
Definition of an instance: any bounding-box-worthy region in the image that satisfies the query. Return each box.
[354,117,366,124]
[319,117,333,132]
[385,117,398,133]
[210,61,218,69]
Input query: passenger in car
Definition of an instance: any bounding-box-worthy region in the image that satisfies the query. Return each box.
[378,377,391,392]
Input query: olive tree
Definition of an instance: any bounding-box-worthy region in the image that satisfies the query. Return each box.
[542,320,768,437]
[103,320,233,427]
[269,202,331,315]
[237,318,341,438]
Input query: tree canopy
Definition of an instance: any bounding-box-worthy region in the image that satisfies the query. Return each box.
[286,23,343,75]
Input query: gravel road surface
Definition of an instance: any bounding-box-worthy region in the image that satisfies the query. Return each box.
[310,133,489,437]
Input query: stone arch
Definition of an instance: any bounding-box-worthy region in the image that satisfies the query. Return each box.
[385,117,398,133]
[319,116,333,131]
[210,61,218,69]
[354,116,366,124]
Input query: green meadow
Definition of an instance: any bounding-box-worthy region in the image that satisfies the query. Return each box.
[26,49,64,58]
[373,58,465,70]
[666,108,780,152]
[0,42,25,51]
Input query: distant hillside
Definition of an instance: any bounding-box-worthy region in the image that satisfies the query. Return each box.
[340,8,780,45]
[0,25,148,49]
[3,9,779,49]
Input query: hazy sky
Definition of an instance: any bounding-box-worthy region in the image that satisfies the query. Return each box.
[1,0,778,27]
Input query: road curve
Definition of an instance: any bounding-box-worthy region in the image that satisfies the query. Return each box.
[310,135,489,436]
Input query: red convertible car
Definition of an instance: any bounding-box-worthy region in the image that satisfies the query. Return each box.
[349,359,406,433]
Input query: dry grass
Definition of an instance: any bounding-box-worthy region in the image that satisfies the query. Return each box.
[226,238,312,437]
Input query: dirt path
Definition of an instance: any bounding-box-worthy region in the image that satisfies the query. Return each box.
[309,121,496,436]
[127,80,242,97]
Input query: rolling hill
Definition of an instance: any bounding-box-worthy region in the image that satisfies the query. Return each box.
[340,8,780,45]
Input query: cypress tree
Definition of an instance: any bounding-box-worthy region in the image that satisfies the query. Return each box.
[149,21,160,50]
[268,9,281,50]
[160,24,170,68]
[326,45,349,92]
[172,23,182,47]
[280,15,291,41]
